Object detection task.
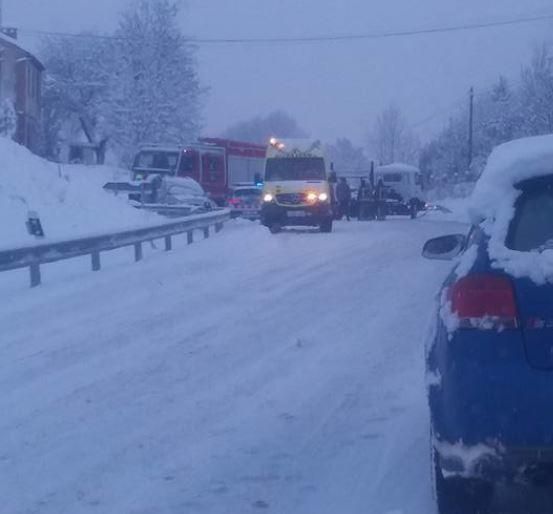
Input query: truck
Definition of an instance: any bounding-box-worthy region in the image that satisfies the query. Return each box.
[374,163,425,218]
[128,138,267,206]
[260,138,334,234]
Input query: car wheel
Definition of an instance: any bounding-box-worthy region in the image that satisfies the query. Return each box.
[269,224,282,234]
[320,220,333,233]
[434,450,494,514]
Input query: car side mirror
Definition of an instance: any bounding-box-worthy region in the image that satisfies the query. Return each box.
[422,234,466,260]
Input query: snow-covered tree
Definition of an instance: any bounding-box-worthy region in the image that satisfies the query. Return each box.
[325,138,370,174]
[520,44,553,136]
[223,110,307,144]
[111,0,203,164]
[0,99,17,139]
[369,105,420,165]
[40,35,116,160]
[39,0,203,164]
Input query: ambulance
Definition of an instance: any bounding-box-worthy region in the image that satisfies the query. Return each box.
[261,138,334,234]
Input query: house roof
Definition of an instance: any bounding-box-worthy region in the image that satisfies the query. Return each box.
[0,31,45,71]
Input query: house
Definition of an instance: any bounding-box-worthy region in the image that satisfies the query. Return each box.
[0,27,44,154]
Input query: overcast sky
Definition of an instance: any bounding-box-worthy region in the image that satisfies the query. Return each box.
[4,0,553,147]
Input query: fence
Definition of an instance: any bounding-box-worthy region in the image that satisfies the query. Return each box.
[0,210,230,288]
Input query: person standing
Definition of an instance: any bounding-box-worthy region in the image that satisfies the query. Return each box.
[357,179,372,220]
[336,177,352,221]
[375,178,387,221]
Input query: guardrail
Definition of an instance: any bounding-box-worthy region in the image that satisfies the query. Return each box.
[0,210,230,288]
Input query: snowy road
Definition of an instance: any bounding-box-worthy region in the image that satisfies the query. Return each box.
[1,217,464,514]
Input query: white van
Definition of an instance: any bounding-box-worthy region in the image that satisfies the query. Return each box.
[261,139,333,233]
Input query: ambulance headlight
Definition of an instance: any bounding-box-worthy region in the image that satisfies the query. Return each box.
[318,193,329,202]
[306,192,318,202]
[263,193,274,203]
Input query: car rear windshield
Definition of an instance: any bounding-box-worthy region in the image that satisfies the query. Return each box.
[134,151,179,173]
[507,183,553,251]
[265,158,326,181]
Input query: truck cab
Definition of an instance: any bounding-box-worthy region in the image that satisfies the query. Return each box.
[374,163,425,217]
[261,139,333,233]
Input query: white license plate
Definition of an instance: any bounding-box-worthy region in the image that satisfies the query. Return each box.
[288,211,307,218]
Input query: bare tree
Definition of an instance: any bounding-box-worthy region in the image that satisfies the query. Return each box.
[325,138,369,174]
[369,105,419,165]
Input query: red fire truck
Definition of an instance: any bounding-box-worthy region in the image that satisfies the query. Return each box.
[130,138,267,205]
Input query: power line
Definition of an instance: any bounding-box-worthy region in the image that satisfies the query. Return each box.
[13,12,553,46]
[196,13,553,45]
[410,97,466,129]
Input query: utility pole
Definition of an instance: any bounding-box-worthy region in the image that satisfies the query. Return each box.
[468,86,474,173]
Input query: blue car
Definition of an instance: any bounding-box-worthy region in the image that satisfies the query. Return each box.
[424,139,553,514]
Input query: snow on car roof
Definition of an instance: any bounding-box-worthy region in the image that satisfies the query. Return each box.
[471,135,553,284]
[376,163,420,174]
[476,135,553,195]
[471,135,553,221]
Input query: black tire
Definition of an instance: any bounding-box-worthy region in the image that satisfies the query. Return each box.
[269,224,282,234]
[434,451,494,514]
[320,220,333,233]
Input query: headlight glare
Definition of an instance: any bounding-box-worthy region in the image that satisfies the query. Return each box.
[263,193,274,203]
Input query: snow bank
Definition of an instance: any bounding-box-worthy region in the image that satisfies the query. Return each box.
[0,137,159,249]
[470,135,553,284]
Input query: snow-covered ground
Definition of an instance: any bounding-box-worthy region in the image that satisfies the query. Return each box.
[0,138,158,249]
[0,216,466,514]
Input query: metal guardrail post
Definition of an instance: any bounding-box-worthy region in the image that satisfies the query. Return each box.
[30,263,41,287]
[187,231,194,245]
[203,227,210,239]
[164,236,172,251]
[215,222,223,233]
[91,251,101,271]
[134,242,143,262]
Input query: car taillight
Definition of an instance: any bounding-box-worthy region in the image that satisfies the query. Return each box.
[448,274,519,330]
